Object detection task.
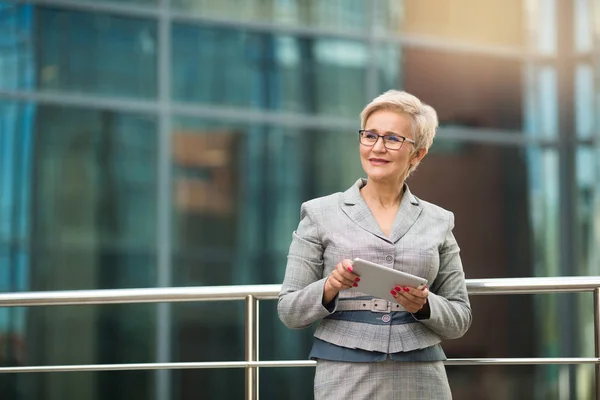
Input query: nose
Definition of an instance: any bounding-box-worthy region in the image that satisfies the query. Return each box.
[372,136,386,152]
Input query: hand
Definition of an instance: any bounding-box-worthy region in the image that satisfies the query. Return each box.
[390,285,429,313]
[323,259,360,304]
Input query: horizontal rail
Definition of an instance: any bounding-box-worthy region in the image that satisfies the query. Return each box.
[2,275,600,400]
[0,277,600,307]
[1,358,599,374]
[0,284,282,307]
[466,276,600,295]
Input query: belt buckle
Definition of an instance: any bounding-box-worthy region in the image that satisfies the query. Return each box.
[370,299,391,313]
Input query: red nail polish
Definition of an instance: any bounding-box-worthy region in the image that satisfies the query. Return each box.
[348,266,353,272]
[353,282,358,287]
[394,286,401,291]
[403,287,410,292]
[355,277,360,282]
[390,290,396,296]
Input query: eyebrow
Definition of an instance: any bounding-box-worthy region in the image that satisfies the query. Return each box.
[365,129,402,136]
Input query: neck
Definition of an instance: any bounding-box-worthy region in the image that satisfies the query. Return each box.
[362,178,405,208]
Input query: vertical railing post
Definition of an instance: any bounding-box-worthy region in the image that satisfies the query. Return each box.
[245,295,259,400]
[594,288,600,400]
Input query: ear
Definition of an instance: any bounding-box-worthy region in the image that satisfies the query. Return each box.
[411,148,428,165]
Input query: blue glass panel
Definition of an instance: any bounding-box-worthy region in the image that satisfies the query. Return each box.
[171,0,369,33]
[0,5,157,99]
[171,25,367,117]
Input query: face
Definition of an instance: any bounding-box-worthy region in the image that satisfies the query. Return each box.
[360,109,426,185]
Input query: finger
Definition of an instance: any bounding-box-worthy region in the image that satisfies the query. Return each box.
[391,292,421,313]
[341,259,359,278]
[399,290,427,306]
[332,268,357,288]
[393,286,428,299]
[391,287,427,308]
[403,286,429,300]
[328,274,352,290]
[406,286,429,298]
[337,260,359,281]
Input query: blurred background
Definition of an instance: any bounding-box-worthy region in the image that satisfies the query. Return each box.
[0,0,599,399]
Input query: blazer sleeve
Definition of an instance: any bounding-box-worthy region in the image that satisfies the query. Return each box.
[415,212,472,339]
[277,202,339,329]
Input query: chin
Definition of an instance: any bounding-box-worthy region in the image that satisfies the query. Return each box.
[366,171,394,183]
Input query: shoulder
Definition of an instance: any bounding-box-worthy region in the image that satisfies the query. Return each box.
[414,196,455,225]
[300,192,344,218]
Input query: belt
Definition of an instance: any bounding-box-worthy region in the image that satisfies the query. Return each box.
[336,298,406,313]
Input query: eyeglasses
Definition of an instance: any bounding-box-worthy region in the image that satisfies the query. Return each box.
[358,130,415,150]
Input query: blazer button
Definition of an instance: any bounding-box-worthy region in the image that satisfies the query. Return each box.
[382,314,391,323]
[385,255,393,263]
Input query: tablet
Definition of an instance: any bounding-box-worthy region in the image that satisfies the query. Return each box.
[351,258,428,303]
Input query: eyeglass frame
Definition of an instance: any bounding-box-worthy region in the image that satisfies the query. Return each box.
[358,129,415,150]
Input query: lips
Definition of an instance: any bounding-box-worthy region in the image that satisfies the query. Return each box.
[369,158,390,165]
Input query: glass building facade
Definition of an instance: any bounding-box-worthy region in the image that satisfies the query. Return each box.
[0,0,599,398]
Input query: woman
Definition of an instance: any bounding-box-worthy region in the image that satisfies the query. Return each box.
[278,90,472,399]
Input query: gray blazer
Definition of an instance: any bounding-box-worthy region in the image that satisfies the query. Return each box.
[278,178,472,353]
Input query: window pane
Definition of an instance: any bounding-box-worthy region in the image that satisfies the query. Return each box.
[24,305,157,399]
[448,362,596,400]
[171,25,367,117]
[0,5,157,98]
[312,38,367,117]
[576,145,600,389]
[374,0,404,35]
[0,100,158,399]
[377,44,402,94]
[31,105,158,291]
[169,119,276,398]
[79,0,156,3]
[402,0,525,48]
[171,0,370,33]
[170,302,245,398]
[403,48,523,131]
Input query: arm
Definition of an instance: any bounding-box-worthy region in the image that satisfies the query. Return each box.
[413,212,472,339]
[277,203,339,329]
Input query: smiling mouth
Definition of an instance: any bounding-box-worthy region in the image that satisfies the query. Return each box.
[369,158,389,163]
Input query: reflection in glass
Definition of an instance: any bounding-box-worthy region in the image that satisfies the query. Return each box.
[169,121,310,399]
[525,147,560,398]
[171,0,369,32]
[170,302,245,398]
[0,5,157,98]
[0,100,34,399]
[79,0,156,3]
[373,0,404,34]
[523,64,559,139]
[575,145,600,399]
[448,362,597,400]
[575,64,594,140]
[32,106,158,289]
[403,48,523,130]
[171,25,367,116]
[312,38,367,117]
[0,3,36,91]
[0,101,158,399]
[377,44,401,93]
[29,305,156,399]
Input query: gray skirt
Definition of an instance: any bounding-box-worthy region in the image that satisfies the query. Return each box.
[314,359,452,400]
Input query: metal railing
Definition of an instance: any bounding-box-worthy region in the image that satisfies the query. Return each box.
[1,277,600,399]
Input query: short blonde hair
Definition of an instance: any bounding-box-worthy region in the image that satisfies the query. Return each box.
[360,90,438,176]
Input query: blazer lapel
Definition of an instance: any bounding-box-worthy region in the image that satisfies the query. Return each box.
[340,179,422,243]
[388,184,422,243]
[341,179,390,241]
